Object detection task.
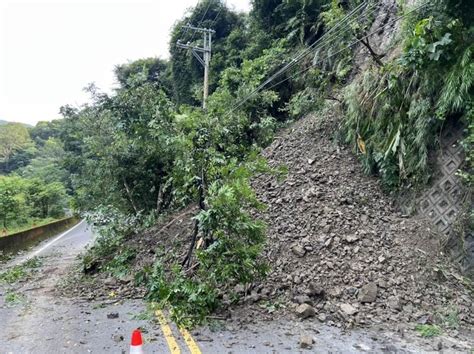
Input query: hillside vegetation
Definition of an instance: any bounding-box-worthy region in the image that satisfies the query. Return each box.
[3,0,472,326]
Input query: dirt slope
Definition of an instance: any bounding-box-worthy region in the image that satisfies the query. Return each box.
[246,103,472,330]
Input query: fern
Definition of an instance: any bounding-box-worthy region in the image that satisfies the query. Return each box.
[341,5,473,189]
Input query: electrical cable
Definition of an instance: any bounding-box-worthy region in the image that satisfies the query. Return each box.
[225,0,377,115]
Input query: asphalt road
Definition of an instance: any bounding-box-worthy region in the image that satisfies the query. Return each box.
[0,221,443,353]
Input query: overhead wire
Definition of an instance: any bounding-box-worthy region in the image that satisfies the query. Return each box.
[263,1,430,93]
[225,1,429,117]
[188,0,213,42]
[225,0,376,115]
[208,1,223,30]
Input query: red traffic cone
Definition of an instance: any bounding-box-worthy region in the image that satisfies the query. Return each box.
[130,328,144,354]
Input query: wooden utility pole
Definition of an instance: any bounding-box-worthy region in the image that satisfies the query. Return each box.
[177,25,215,110]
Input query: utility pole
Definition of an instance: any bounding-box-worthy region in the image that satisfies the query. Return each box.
[177,25,215,110]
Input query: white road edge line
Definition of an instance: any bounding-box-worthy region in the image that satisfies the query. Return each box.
[25,220,85,261]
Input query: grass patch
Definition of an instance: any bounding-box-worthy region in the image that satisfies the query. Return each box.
[415,324,442,338]
[436,307,461,329]
[0,257,43,284]
[4,290,26,306]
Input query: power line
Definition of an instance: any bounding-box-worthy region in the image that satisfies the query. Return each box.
[225,0,376,115]
[265,2,430,92]
[225,1,429,117]
[188,0,213,43]
[208,4,222,29]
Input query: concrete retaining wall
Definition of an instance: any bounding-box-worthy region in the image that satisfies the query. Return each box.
[0,217,80,255]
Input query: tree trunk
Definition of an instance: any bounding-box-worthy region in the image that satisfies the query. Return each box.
[123,178,139,214]
[359,37,385,67]
[182,169,206,269]
[156,183,163,215]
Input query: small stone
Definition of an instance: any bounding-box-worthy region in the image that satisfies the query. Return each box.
[300,335,314,349]
[345,235,359,243]
[340,303,358,316]
[417,314,433,325]
[329,287,342,298]
[112,334,124,342]
[295,303,316,319]
[377,280,388,289]
[318,313,327,322]
[294,295,312,305]
[119,275,134,284]
[358,283,378,303]
[234,284,245,294]
[354,343,371,351]
[104,277,116,286]
[107,312,119,319]
[291,245,306,257]
[388,296,402,311]
[307,284,324,297]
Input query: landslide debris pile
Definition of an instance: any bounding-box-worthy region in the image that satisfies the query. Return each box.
[62,104,472,330]
[246,104,473,327]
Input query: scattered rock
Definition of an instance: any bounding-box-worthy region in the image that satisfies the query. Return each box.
[112,334,124,342]
[234,284,245,294]
[358,283,378,303]
[294,295,312,305]
[345,235,359,243]
[340,304,358,316]
[291,245,306,257]
[307,284,324,297]
[300,335,314,349]
[387,296,402,311]
[107,312,119,319]
[104,277,116,286]
[295,304,316,319]
[353,343,371,351]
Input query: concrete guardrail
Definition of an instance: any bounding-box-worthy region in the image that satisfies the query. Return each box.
[0,217,80,255]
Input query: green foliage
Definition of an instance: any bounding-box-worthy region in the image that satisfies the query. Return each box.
[147,262,219,327]
[251,0,329,44]
[436,307,461,329]
[4,290,26,306]
[0,257,42,284]
[0,175,27,229]
[342,3,474,189]
[0,123,34,172]
[284,86,323,119]
[82,206,142,272]
[104,247,137,278]
[196,159,268,285]
[114,57,173,95]
[415,324,442,338]
[0,174,67,230]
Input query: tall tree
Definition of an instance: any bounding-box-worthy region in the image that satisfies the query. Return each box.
[0,123,32,171]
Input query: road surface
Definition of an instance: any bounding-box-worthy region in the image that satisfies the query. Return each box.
[0,221,450,353]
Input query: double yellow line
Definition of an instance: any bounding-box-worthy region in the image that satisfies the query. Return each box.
[155,309,202,354]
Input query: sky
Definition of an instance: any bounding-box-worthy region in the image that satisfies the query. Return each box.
[0,0,250,125]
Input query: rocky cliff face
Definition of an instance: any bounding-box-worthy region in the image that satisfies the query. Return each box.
[350,0,473,278]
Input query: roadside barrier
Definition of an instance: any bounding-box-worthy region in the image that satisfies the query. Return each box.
[0,217,79,254]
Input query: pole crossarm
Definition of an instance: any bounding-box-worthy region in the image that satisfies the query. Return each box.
[176,41,209,53]
[182,24,215,34]
[176,25,214,109]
